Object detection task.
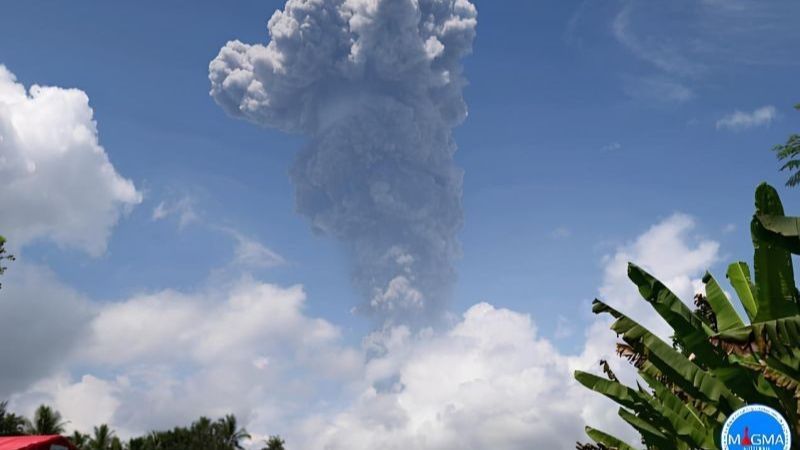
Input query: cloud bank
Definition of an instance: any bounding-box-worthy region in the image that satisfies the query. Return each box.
[300,214,720,450]
[0,66,141,255]
[9,276,362,437]
[4,213,719,450]
[0,264,92,399]
[209,0,477,323]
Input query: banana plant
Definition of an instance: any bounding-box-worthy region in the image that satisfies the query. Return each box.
[575,183,800,450]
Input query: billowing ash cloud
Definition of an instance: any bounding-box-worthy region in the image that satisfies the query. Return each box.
[209,0,477,322]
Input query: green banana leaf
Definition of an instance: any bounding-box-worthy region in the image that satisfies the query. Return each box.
[593,300,744,413]
[751,183,800,321]
[618,408,678,450]
[574,371,645,411]
[638,372,716,449]
[628,263,721,366]
[702,272,745,332]
[726,262,758,321]
[755,214,800,254]
[716,316,800,363]
[577,183,800,450]
[583,426,640,450]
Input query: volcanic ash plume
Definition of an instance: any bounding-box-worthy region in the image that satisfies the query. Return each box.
[209,0,477,323]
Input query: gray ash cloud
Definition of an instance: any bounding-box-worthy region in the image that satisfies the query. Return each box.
[209,0,476,323]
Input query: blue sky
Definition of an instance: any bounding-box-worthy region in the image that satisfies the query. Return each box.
[0,0,798,448]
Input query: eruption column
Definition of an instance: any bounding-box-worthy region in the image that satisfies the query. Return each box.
[210,0,477,323]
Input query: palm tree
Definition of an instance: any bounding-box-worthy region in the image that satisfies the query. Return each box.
[69,431,90,450]
[575,183,800,449]
[218,414,251,450]
[262,436,285,450]
[774,103,800,186]
[26,405,67,435]
[88,424,115,450]
[0,401,26,436]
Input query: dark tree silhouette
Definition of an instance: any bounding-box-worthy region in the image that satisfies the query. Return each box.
[0,400,282,450]
[88,424,115,450]
[26,405,67,435]
[0,236,14,289]
[262,435,286,450]
[219,414,251,450]
[0,401,26,436]
[70,431,90,449]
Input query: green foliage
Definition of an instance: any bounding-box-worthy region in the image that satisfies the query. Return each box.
[219,414,251,450]
[70,431,91,449]
[0,401,26,436]
[576,183,800,450]
[751,184,800,321]
[263,435,286,450]
[577,427,638,450]
[97,416,257,450]
[774,104,800,187]
[88,424,116,450]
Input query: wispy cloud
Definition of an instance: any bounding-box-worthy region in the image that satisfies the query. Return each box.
[716,105,777,131]
[550,227,572,240]
[604,1,800,105]
[601,142,622,152]
[231,234,286,269]
[700,0,750,12]
[563,0,591,47]
[151,197,198,229]
[612,1,800,71]
[222,228,286,269]
[623,76,693,104]
[612,4,704,78]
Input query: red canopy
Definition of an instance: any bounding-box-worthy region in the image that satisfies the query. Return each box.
[0,436,76,450]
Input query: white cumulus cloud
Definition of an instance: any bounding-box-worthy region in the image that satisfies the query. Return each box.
[10,277,363,438]
[596,213,718,334]
[0,65,141,255]
[297,303,591,450]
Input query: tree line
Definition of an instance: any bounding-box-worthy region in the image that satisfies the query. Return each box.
[0,402,285,450]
